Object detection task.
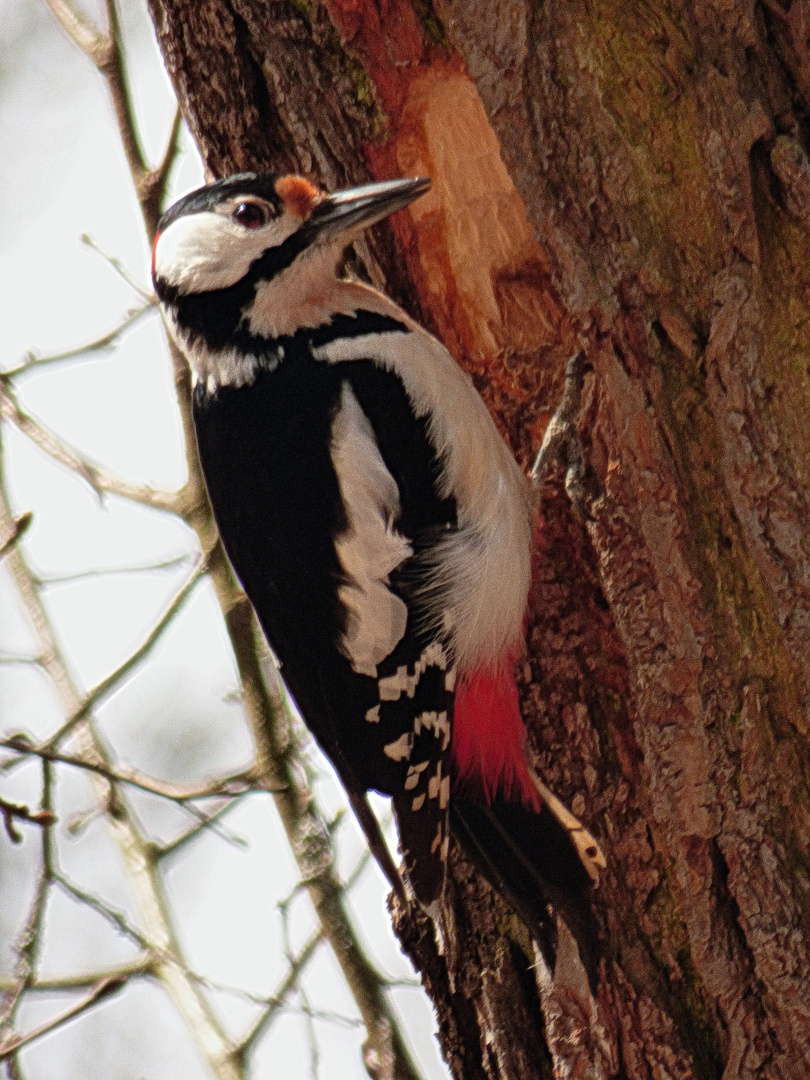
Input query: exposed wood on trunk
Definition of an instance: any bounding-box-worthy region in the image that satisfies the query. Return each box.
[146,0,810,1076]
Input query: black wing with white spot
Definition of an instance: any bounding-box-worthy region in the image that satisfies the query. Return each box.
[338,358,459,907]
[361,640,455,907]
[192,329,458,906]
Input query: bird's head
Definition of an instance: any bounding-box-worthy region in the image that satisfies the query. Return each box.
[152,173,429,355]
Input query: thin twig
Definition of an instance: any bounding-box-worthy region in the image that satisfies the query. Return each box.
[34,551,195,586]
[157,105,183,190]
[79,234,154,300]
[237,821,384,1059]
[43,554,209,748]
[6,1051,24,1080]
[0,958,152,994]
[53,871,149,948]
[0,382,183,513]
[0,552,203,764]
[155,798,247,860]
[45,0,147,191]
[0,738,262,804]
[0,796,56,843]
[237,929,326,1061]
[101,0,149,189]
[287,1005,363,1029]
[0,975,130,1060]
[141,104,184,233]
[44,0,109,64]
[0,760,55,1029]
[3,303,153,380]
[0,513,32,558]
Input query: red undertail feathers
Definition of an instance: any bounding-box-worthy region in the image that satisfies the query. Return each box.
[451,662,540,808]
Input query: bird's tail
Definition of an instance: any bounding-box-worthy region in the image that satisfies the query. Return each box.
[449,789,602,986]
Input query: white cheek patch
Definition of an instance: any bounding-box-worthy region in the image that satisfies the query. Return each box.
[154,211,300,295]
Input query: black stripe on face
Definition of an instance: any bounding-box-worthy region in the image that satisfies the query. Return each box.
[308,311,408,347]
[157,288,409,376]
[156,241,407,359]
[155,227,318,353]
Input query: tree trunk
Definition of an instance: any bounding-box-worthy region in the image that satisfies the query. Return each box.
[145,1,810,1076]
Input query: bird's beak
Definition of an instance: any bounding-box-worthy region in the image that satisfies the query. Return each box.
[306,177,431,242]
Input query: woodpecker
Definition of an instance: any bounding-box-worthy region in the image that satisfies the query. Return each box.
[153,172,603,972]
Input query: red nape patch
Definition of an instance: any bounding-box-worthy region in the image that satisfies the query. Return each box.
[452,666,541,809]
[275,175,322,219]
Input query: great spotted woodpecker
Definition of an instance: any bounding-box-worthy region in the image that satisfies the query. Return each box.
[152,173,604,971]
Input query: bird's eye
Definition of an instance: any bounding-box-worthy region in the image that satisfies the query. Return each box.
[233,202,268,229]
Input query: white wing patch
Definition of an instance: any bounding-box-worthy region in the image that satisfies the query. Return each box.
[313,283,533,674]
[331,382,412,677]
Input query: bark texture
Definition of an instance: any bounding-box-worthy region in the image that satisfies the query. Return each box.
[145,0,810,1076]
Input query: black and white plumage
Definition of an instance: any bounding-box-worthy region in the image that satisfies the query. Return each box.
[153,172,603,969]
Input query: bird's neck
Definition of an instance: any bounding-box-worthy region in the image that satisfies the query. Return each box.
[248,272,409,341]
[168,272,411,394]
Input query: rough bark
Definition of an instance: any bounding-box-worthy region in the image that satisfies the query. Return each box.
[145,1,810,1077]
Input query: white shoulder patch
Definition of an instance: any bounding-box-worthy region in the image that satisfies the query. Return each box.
[331,382,412,677]
[315,284,533,673]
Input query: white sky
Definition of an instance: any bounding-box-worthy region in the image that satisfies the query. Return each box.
[0,2,448,1077]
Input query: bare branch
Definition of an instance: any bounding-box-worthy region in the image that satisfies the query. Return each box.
[0,760,56,1033]
[4,303,154,380]
[0,382,183,513]
[53,872,148,948]
[237,821,384,1059]
[237,928,325,1061]
[79,234,154,300]
[6,1050,24,1080]
[155,798,248,860]
[100,0,149,191]
[157,105,184,188]
[288,1005,363,1030]
[34,552,195,586]
[0,959,152,994]
[44,0,109,65]
[0,513,32,559]
[0,479,241,1080]
[0,975,130,1060]
[140,105,185,233]
[44,0,181,240]
[42,554,208,748]
[0,737,263,804]
[0,795,56,843]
